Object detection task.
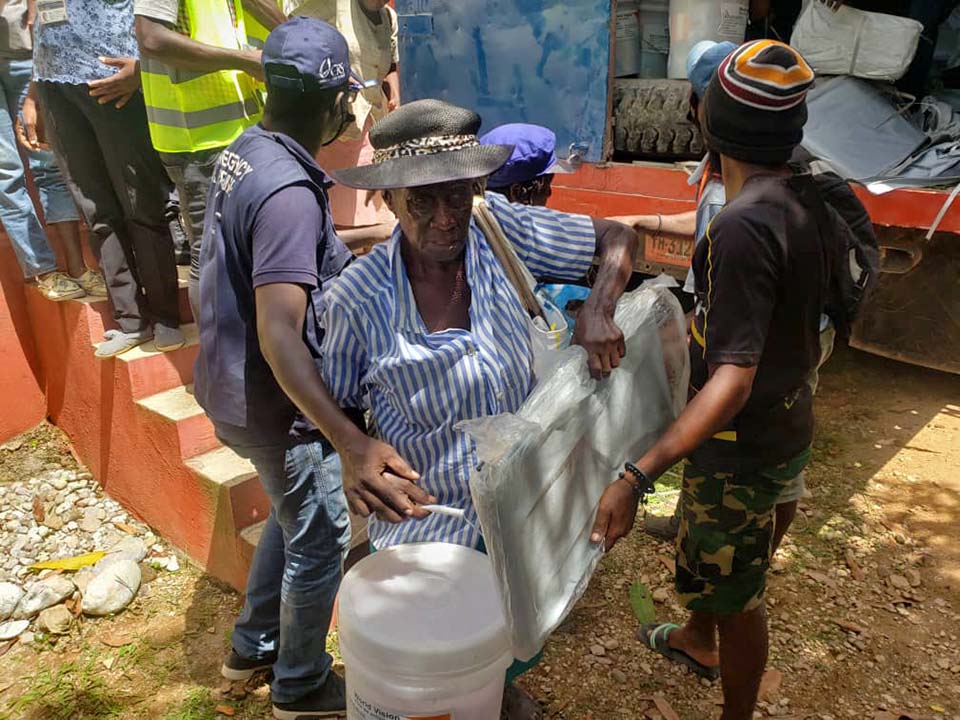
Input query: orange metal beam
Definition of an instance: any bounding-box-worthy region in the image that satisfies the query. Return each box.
[551,162,960,233]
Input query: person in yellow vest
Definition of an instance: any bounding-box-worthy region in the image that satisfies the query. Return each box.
[133,0,284,322]
[281,0,399,236]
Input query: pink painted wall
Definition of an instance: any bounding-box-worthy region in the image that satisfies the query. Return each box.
[0,231,46,442]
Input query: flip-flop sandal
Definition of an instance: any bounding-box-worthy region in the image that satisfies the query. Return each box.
[637,622,721,681]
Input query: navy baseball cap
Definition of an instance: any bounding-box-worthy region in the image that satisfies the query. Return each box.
[480,123,573,188]
[687,40,737,99]
[263,16,367,93]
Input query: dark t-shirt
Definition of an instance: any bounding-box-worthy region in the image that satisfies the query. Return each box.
[194,125,352,446]
[689,172,830,470]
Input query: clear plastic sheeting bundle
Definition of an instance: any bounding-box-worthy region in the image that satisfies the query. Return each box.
[459,284,689,661]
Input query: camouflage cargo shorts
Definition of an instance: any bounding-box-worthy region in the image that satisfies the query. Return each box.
[676,449,811,615]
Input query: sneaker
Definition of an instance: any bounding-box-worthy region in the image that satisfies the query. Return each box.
[35,272,85,301]
[74,269,108,298]
[273,673,347,720]
[501,683,543,720]
[220,649,277,681]
[94,329,152,358]
[154,322,186,352]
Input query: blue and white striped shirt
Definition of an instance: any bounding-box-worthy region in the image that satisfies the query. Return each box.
[322,192,596,549]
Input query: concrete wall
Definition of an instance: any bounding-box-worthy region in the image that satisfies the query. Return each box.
[0,232,46,442]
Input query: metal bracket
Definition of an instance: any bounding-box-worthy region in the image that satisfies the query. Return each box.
[567,142,590,167]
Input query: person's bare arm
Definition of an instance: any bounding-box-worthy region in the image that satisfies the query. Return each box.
[135,16,264,80]
[383,64,400,112]
[591,362,757,549]
[16,82,48,150]
[571,218,639,379]
[608,210,697,241]
[242,0,286,30]
[255,283,434,521]
[25,0,36,30]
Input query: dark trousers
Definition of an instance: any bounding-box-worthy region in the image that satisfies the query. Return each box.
[160,149,221,323]
[900,0,960,97]
[36,82,179,332]
[215,423,349,704]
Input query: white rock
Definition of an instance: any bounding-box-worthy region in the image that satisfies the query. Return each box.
[73,568,96,595]
[0,619,30,640]
[38,604,73,634]
[0,582,23,621]
[13,575,76,619]
[153,555,180,572]
[49,475,68,490]
[103,536,148,565]
[81,560,141,616]
[78,508,102,533]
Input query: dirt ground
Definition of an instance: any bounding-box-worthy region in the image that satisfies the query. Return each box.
[1,345,958,720]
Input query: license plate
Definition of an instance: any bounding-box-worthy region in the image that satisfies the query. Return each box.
[645,234,694,268]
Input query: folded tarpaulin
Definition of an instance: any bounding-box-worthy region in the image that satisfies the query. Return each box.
[460,284,689,661]
[791,1,922,81]
[803,76,926,181]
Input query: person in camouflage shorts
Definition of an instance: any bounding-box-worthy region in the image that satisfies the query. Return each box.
[591,41,835,720]
[676,450,810,614]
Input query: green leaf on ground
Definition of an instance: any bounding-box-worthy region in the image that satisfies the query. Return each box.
[629,581,656,624]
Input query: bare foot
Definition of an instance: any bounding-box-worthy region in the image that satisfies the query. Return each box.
[668,624,720,668]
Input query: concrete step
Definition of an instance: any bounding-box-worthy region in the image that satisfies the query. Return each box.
[73,265,193,341]
[23,282,264,592]
[186,445,268,536]
[136,383,218,460]
[238,520,265,571]
[115,323,201,400]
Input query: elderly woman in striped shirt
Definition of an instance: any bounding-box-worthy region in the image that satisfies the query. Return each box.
[322,100,637,718]
[322,99,638,549]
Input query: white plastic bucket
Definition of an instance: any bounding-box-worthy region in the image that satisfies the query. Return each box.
[667,0,749,79]
[638,0,670,78]
[339,543,514,720]
[615,1,642,77]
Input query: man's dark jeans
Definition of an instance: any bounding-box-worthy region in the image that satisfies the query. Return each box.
[215,424,350,704]
[37,83,179,332]
[160,149,221,323]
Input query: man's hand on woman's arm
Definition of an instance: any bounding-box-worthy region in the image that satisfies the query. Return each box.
[255,283,435,523]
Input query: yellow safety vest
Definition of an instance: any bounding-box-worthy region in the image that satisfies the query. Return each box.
[244,5,274,49]
[141,0,263,154]
[243,1,283,94]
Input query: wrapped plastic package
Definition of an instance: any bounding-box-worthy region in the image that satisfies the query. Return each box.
[460,285,688,660]
[791,2,922,82]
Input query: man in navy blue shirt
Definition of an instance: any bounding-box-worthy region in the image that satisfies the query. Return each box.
[193,18,432,718]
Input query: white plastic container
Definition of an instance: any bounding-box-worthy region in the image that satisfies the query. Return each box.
[615,1,642,77]
[638,0,670,78]
[339,543,514,720]
[668,0,749,79]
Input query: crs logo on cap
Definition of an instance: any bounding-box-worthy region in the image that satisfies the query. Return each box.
[318,57,346,82]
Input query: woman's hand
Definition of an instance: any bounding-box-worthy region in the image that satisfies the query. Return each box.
[572,302,626,380]
[340,435,436,523]
[16,88,48,151]
[590,476,639,551]
[88,57,142,109]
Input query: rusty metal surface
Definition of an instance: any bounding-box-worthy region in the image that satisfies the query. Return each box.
[851,231,960,375]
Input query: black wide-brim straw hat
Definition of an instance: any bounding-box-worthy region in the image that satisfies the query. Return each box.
[330,99,513,190]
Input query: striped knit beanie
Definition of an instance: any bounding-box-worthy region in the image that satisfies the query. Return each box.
[702,40,815,165]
